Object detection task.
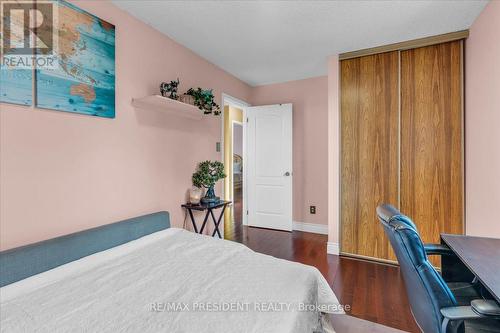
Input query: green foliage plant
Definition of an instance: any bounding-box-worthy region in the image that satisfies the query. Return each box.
[192,160,226,189]
[186,88,221,115]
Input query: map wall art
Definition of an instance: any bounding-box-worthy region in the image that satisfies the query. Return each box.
[0,0,115,118]
[36,0,116,118]
[0,0,34,106]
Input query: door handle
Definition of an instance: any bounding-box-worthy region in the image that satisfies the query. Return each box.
[284,172,291,176]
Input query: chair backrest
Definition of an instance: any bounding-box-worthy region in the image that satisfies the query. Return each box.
[377,204,457,333]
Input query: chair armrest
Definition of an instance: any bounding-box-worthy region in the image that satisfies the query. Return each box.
[441,306,481,320]
[441,302,500,333]
[471,299,500,317]
[440,306,481,333]
[424,243,454,256]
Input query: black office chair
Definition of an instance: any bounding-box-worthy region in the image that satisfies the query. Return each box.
[377,204,500,333]
[379,205,481,305]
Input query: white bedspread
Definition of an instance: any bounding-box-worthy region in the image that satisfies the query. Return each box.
[0,228,342,333]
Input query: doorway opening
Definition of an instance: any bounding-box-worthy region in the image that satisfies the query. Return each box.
[232,121,244,228]
[221,94,250,240]
[223,105,244,237]
[221,96,292,239]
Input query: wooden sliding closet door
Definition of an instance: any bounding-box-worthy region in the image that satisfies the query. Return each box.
[340,52,399,261]
[400,41,464,251]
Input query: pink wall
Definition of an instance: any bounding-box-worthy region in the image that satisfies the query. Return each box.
[251,77,329,226]
[465,0,500,238]
[0,0,252,250]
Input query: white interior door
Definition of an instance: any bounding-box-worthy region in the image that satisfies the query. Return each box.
[246,104,292,231]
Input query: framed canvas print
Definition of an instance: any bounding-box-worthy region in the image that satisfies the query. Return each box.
[0,68,33,106]
[0,0,33,106]
[35,0,115,118]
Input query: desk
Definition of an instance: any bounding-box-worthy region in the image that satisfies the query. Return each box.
[182,201,231,238]
[441,234,500,303]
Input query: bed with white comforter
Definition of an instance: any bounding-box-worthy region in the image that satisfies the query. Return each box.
[0,228,342,333]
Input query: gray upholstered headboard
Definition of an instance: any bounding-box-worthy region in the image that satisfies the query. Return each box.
[0,211,170,287]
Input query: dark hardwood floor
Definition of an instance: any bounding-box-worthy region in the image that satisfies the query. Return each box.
[224,188,419,333]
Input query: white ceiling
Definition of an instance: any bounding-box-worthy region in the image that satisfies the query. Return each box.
[113,0,488,86]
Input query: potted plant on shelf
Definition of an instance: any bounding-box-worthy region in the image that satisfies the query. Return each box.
[192,160,226,204]
[185,88,221,115]
[159,79,180,100]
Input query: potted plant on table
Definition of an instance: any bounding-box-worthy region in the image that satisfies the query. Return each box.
[192,160,226,204]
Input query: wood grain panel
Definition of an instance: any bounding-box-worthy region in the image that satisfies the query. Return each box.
[400,41,464,267]
[340,52,399,261]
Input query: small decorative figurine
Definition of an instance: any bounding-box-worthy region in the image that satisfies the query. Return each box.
[160,78,180,100]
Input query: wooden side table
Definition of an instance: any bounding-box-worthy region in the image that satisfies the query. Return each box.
[181,201,231,238]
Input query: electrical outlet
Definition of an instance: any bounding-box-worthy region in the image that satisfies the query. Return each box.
[310,206,316,214]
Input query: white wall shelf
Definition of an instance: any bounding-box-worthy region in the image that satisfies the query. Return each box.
[131,95,203,120]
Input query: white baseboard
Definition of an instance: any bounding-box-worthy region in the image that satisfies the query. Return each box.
[327,242,340,255]
[292,221,328,235]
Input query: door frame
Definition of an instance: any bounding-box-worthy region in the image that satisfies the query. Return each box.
[220,94,250,226]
